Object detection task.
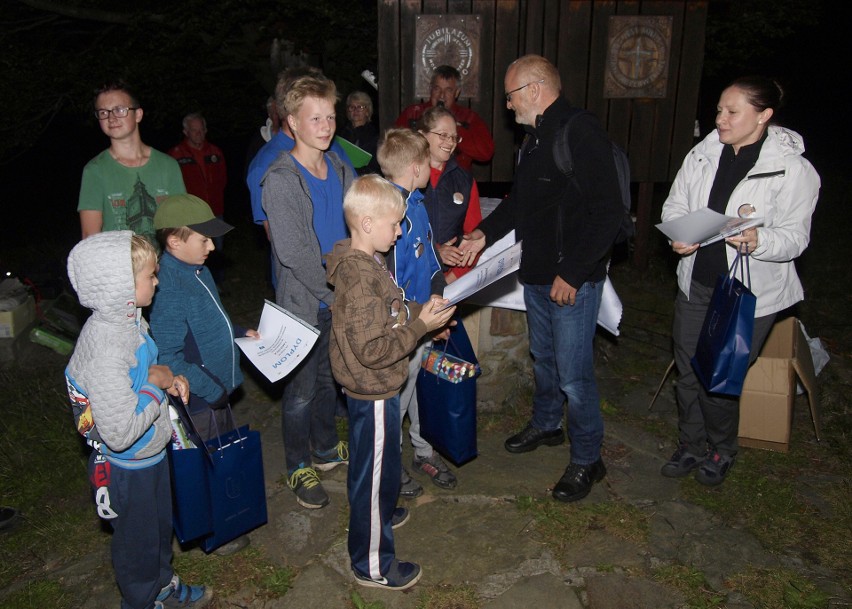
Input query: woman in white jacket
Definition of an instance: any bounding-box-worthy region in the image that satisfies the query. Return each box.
[660,76,820,486]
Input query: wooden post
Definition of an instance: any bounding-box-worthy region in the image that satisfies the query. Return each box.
[633,181,654,269]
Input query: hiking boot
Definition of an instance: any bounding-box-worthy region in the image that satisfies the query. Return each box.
[412,452,457,489]
[156,574,213,608]
[400,466,423,498]
[0,507,20,533]
[660,444,705,478]
[504,423,564,453]
[288,466,330,509]
[695,451,735,486]
[212,534,250,556]
[552,458,607,503]
[353,559,422,591]
[391,506,410,529]
[312,441,349,472]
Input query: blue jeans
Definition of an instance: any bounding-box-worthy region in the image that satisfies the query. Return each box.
[524,281,604,465]
[281,308,341,472]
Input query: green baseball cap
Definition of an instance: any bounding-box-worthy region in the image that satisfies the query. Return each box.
[154,194,234,237]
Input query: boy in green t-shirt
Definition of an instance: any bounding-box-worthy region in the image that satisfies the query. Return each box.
[78,80,185,245]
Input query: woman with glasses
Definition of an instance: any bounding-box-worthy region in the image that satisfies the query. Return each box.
[416,106,481,282]
[339,91,380,175]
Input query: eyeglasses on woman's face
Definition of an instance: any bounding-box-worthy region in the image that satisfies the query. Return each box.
[429,131,462,144]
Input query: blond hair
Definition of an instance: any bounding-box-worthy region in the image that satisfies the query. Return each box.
[376,128,429,180]
[274,66,323,118]
[343,175,406,228]
[283,74,338,118]
[130,234,158,275]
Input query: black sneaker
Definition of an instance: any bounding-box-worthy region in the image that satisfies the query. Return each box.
[552,458,607,503]
[353,559,422,590]
[695,451,735,486]
[412,452,457,489]
[400,466,423,498]
[288,466,330,509]
[212,534,250,556]
[660,444,705,478]
[391,506,410,529]
[0,507,20,532]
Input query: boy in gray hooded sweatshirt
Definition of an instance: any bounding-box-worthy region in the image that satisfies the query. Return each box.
[65,231,212,609]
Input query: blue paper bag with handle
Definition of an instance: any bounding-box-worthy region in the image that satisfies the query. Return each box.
[416,317,480,465]
[199,424,268,552]
[691,250,756,396]
[167,396,267,551]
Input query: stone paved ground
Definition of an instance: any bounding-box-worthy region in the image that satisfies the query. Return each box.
[72,333,847,608]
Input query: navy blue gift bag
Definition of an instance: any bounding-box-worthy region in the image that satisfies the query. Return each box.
[691,250,756,396]
[199,425,267,552]
[416,317,480,465]
[168,397,267,551]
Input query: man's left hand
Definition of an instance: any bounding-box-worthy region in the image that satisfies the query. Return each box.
[550,275,577,306]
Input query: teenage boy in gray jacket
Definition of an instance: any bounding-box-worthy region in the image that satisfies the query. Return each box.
[261,73,356,509]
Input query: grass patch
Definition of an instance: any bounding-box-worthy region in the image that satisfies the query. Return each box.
[517,495,650,551]
[679,447,852,590]
[0,579,77,609]
[727,565,831,609]
[172,546,294,601]
[416,583,480,609]
[350,591,386,608]
[653,564,727,609]
[0,363,105,593]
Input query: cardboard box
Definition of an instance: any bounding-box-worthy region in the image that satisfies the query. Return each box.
[738,317,820,452]
[0,295,36,339]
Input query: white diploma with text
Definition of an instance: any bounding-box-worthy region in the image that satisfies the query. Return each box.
[234,300,320,382]
[656,208,763,247]
[440,240,523,309]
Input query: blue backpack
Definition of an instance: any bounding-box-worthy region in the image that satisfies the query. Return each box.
[552,110,634,244]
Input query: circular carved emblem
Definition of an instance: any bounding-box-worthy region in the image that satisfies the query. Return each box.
[607,24,668,89]
[420,27,473,78]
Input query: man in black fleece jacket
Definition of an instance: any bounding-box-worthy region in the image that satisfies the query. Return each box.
[460,54,623,502]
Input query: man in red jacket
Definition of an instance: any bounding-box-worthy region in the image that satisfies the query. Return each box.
[169,113,228,281]
[394,65,494,171]
[169,113,227,228]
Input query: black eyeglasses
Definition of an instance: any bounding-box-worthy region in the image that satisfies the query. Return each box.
[348,104,367,111]
[429,132,462,144]
[505,79,544,102]
[94,106,139,120]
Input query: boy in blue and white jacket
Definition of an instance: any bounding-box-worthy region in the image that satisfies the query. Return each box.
[149,194,257,443]
[65,231,211,609]
[377,129,457,494]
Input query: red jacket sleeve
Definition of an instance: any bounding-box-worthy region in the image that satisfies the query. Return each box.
[455,108,494,164]
[448,180,483,279]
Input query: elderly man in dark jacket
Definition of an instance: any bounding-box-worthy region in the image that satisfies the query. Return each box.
[460,54,623,502]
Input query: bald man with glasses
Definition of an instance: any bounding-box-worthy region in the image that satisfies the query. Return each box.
[459,55,624,503]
